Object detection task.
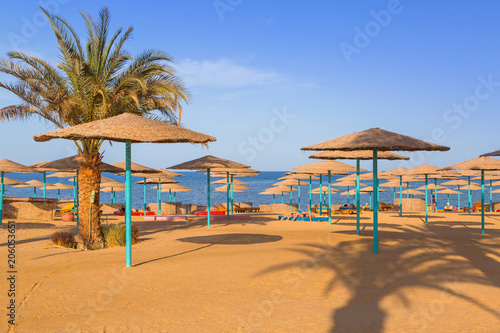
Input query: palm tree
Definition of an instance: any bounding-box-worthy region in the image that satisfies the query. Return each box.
[0,7,191,247]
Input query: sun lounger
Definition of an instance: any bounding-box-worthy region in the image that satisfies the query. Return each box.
[379,202,394,211]
[54,203,75,216]
[233,203,259,213]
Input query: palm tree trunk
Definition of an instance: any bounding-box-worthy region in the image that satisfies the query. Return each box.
[77,151,104,247]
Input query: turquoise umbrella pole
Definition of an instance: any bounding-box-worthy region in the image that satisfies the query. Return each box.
[356,159,360,235]
[309,175,312,211]
[169,189,172,203]
[226,172,230,220]
[406,183,409,198]
[457,185,461,212]
[207,168,211,228]
[33,186,36,198]
[369,192,372,208]
[57,189,60,200]
[489,180,493,212]
[230,175,234,215]
[125,140,132,267]
[468,177,471,215]
[393,187,396,199]
[481,170,485,234]
[399,176,403,217]
[273,194,276,204]
[424,174,428,223]
[112,189,116,204]
[43,171,46,198]
[174,192,176,202]
[0,171,4,225]
[143,177,147,217]
[76,170,79,234]
[289,185,293,213]
[447,193,450,202]
[372,149,379,254]
[347,186,350,205]
[73,176,76,207]
[298,180,301,211]
[158,182,162,214]
[281,191,284,204]
[328,170,331,225]
[319,175,323,215]
[434,179,438,212]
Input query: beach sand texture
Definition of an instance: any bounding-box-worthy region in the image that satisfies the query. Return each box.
[1,211,500,332]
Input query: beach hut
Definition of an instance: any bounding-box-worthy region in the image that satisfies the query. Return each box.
[301,128,449,254]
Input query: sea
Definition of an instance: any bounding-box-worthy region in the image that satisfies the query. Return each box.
[4,171,497,210]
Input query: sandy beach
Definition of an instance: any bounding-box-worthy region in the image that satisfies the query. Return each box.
[1,211,500,333]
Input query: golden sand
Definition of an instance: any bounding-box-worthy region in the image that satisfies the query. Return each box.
[1,211,500,332]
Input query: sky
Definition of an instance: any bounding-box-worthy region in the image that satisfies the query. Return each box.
[1,0,500,171]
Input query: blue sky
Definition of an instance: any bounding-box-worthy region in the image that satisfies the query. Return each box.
[1,0,500,171]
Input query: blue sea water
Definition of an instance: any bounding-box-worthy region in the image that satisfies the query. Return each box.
[3,171,498,210]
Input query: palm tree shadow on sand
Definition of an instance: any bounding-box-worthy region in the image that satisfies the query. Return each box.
[256,224,500,332]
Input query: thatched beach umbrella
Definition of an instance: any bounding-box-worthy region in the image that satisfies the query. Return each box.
[291,160,358,222]
[150,184,191,202]
[437,188,462,206]
[301,128,449,254]
[2,177,23,186]
[14,179,54,197]
[441,156,500,233]
[441,179,478,211]
[169,155,250,226]
[39,182,74,200]
[261,186,296,204]
[308,150,407,234]
[280,173,319,211]
[470,174,500,211]
[396,189,425,196]
[34,113,215,268]
[0,159,36,225]
[212,178,248,185]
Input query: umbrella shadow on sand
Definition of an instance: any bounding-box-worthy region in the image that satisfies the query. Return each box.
[256,224,500,332]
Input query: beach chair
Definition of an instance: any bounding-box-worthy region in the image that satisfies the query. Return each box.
[379,202,394,211]
[54,203,75,217]
[233,203,259,213]
[472,202,482,212]
[212,205,222,211]
[217,203,228,212]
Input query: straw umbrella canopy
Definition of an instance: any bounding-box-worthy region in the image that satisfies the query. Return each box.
[441,156,500,233]
[441,179,478,212]
[112,161,158,173]
[215,184,248,191]
[0,159,37,225]
[169,155,250,226]
[396,189,425,196]
[136,178,178,185]
[301,127,449,254]
[212,179,248,185]
[2,177,23,186]
[259,187,291,204]
[481,150,500,157]
[34,112,216,268]
[47,171,77,178]
[417,184,447,191]
[39,182,74,200]
[14,179,54,199]
[152,184,191,203]
[437,188,462,206]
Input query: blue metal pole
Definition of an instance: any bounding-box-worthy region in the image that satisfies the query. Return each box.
[0,171,4,226]
[369,192,372,208]
[230,175,234,215]
[281,191,284,204]
[207,168,211,228]
[425,174,428,223]
[328,170,331,225]
[489,180,493,212]
[125,140,132,267]
[73,176,76,207]
[298,180,301,211]
[468,177,471,215]
[399,176,403,217]
[273,194,276,204]
[169,189,172,203]
[434,179,438,212]
[481,170,485,234]
[393,187,396,199]
[457,185,461,212]
[373,149,379,254]
[43,171,46,198]
[319,175,323,215]
[158,182,162,214]
[290,185,293,213]
[356,159,360,235]
[309,175,312,211]
[57,189,60,200]
[76,170,79,234]
[33,186,36,198]
[143,178,147,216]
[347,186,350,205]
[174,192,176,202]
[406,183,409,198]
[226,172,230,220]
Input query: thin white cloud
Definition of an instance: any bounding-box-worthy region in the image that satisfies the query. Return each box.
[173,58,288,87]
